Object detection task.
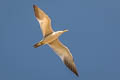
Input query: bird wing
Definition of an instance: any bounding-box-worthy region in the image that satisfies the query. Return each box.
[33,5,53,37]
[48,39,79,76]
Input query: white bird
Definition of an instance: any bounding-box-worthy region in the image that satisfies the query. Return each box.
[33,5,79,76]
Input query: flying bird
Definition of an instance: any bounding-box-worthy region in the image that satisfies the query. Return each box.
[33,5,79,77]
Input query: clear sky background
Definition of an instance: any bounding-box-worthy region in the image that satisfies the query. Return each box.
[0,0,120,80]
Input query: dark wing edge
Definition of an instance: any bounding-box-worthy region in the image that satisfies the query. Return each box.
[33,5,53,37]
[64,56,79,77]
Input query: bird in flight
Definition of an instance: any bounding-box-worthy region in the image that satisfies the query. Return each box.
[33,5,79,77]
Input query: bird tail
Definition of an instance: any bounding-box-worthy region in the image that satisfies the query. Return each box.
[33,41,44,48]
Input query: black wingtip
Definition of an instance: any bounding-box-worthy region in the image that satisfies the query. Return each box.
[63,57,79,77]
[75,72,79,77]
[33,4,35,7]
[33,4,36,8]
[73,67,79,77]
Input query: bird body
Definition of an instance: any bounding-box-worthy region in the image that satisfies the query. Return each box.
[42,30,68,44]
[34,30,68,48]
[33,5,79,76]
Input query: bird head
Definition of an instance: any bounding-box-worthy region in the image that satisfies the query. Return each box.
[63,29,69,32]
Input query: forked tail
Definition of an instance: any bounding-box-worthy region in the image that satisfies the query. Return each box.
[33,41,44,48]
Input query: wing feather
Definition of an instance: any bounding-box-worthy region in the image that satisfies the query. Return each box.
[33,5,53,37]
[48,39,79,76]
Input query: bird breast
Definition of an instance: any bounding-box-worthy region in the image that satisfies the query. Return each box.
[43,32,62,44]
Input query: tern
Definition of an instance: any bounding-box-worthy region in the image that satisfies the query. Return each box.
[33,5,79,76]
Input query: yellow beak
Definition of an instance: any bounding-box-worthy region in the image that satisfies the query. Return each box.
[63,29,69,32]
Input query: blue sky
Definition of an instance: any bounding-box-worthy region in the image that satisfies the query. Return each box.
[0,0,120,80]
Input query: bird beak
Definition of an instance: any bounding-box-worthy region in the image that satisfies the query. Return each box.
[63,29,69,32]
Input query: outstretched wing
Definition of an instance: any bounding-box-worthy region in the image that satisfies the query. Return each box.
[48,39,79,76]
[33,5,53,37]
